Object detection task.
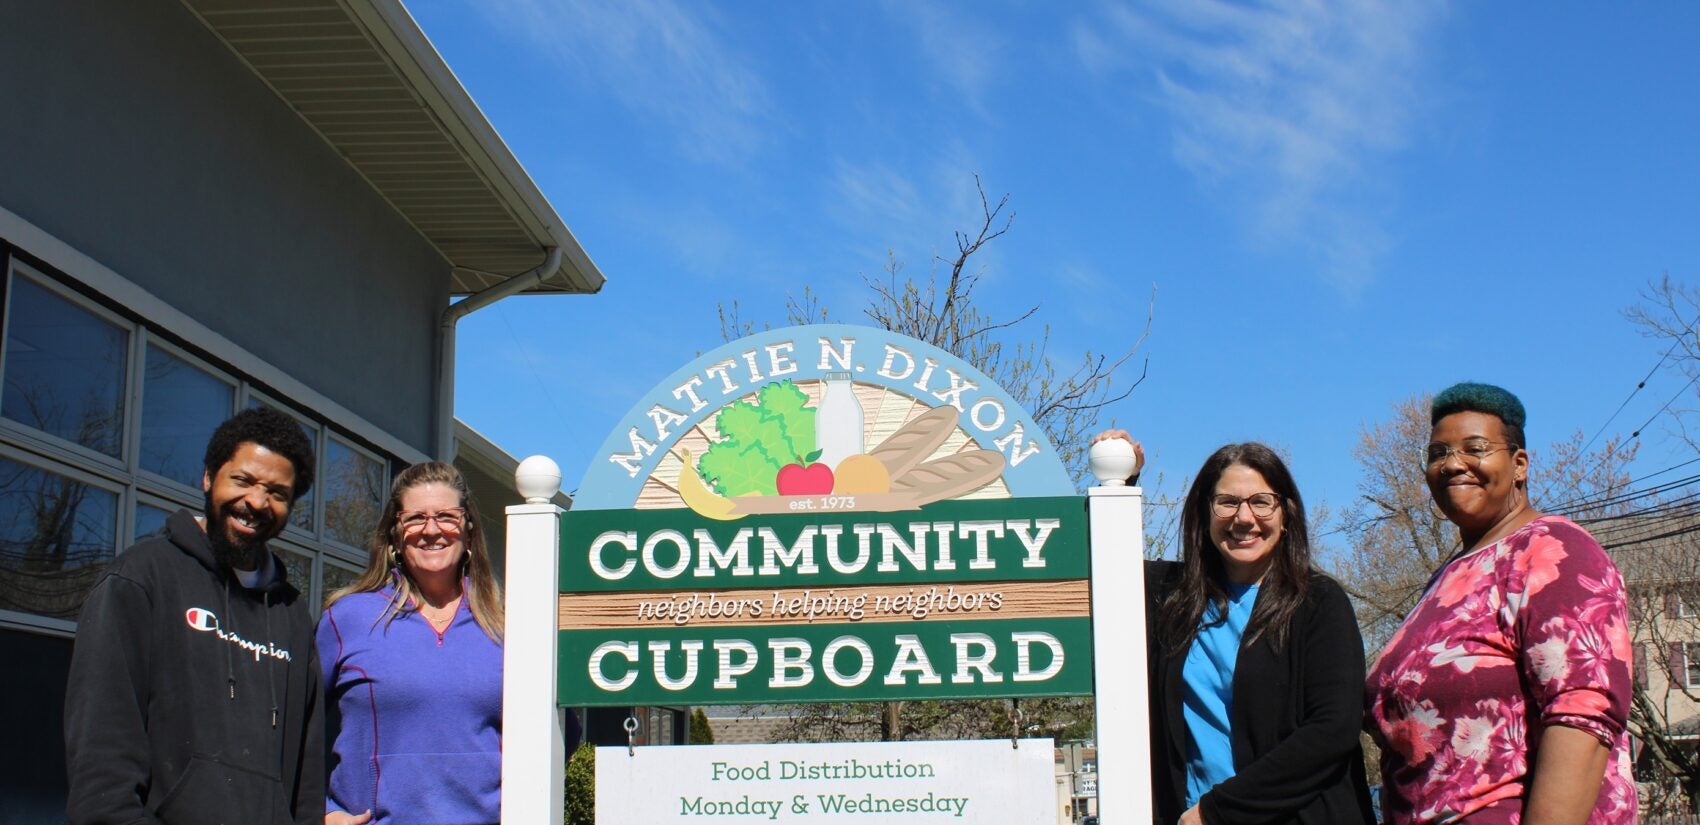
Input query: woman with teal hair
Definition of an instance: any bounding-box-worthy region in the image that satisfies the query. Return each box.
[1365,382,1636,823]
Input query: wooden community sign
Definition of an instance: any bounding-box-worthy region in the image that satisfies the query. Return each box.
[561,324,1092,706]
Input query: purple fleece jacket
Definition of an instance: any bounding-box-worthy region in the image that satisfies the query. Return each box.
[318,584,503,824]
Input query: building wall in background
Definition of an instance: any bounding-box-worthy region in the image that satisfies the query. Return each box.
[0,0,447,452]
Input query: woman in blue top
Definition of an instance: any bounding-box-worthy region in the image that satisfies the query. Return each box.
[1095,433,1374,825]
[318,461,579,825]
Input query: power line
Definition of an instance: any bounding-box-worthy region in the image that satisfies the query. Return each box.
[1574,488,1700,525]
[1580,329,1690,456]
[1544,463,1700,516]
[1630,371,1700,440]
[1562,313,1700,489]
[1621,454,1700,488]
[1539,451,1700,514]
[1552,472,1700,520]
[1596,520,1700,552]
[1554,372,1700,498]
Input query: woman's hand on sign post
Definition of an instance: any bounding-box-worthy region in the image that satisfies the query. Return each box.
[1090,429,1145,485]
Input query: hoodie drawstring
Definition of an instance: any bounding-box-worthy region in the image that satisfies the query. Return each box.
[222,581,236,700]
[224,567,281,729]
[264,590,278,729]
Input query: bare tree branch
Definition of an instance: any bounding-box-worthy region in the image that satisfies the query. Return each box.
[716,176,1155,744]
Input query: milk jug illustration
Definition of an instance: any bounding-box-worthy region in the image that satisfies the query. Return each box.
[815,372,864,468]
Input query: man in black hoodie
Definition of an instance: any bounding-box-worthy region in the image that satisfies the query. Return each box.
[65,407,323,824]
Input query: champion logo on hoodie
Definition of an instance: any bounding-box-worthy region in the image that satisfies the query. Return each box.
[183,607,293,662]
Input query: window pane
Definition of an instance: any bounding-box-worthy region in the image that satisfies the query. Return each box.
[648,708,678,745]
[247,398,316,532]
[133,502,172,544]
[0,629,73,821]
[280,549,313,606]
[323,439,384,548]
[0,458,118,619]
[2,276,128,457]
[323,560,361,597]
[141,346,232,487]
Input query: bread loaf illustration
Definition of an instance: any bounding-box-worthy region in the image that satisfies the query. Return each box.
[867,405,958,479]
[891,449,1005,506]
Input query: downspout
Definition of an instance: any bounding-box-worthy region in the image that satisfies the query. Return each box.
[436,246,564,462]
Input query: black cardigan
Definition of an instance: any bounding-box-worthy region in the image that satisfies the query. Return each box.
[1144,561,1375,825]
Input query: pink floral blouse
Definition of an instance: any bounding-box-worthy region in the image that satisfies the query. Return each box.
[1365,515,1636,824]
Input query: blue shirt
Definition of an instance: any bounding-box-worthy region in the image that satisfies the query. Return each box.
[318,584,504,824]
[1181,581,1259,809]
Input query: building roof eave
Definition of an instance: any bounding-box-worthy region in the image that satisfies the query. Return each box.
[454,419,573,510]
[180,0,606,296]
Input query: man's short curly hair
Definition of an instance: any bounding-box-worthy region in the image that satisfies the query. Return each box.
[1431,381,1526,448]
[203,407,316,501]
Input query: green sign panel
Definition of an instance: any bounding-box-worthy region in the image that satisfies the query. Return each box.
[560,617,1091,706]
[561,496,1087,592]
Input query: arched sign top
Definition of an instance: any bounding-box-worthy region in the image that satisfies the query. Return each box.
[573,324,1072,511]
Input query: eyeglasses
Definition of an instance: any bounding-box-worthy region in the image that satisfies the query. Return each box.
[1211,493,1281,519]
[1423,440,1515,468]
[398,509,466,534]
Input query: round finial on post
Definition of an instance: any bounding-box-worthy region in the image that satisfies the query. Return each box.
[515,455,562,503]
[1088,438,1138,487]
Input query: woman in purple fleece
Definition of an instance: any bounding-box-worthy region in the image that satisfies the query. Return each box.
[318,461,574,824]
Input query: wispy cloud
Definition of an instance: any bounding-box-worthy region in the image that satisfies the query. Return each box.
[831,149,963,246]
[879,0,1005,112]
[833,160,927,233]
[1075,0,1448,289]
[473,0,773,162]
[826,149,1025,290]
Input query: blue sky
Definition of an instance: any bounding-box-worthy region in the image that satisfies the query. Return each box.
[423,1,1700,547]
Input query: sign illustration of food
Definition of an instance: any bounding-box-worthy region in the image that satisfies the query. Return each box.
[573,326,1072,514]
[672,379,1007,520]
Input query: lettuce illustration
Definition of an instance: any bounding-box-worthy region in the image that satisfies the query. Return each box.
[697,380,816,496]
[755,381,816,458]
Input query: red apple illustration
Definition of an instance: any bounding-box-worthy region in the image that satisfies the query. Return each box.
[776,450,834,495]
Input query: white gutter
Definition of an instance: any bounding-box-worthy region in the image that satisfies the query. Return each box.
[353,0,607,294]
[436,246,564,461]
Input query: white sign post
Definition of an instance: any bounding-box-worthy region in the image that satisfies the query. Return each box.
[1087,439,1153,822]
[502,457,568,825]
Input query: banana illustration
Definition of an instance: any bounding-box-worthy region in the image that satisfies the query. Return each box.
[676,449,743,521]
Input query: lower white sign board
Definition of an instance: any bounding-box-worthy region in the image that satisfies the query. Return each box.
[595,738,1055,823]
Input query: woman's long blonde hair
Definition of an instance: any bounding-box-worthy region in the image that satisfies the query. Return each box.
[326,461,503,642]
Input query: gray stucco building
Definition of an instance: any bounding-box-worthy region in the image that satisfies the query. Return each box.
[0,0,603,818]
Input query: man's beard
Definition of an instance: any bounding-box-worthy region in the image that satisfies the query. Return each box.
[203,491,278,573]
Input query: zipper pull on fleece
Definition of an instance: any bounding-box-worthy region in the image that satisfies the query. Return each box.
[228,678,235,699]
[271,706,278,728]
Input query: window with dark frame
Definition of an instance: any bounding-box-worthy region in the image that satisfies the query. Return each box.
[0,255,398,632]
